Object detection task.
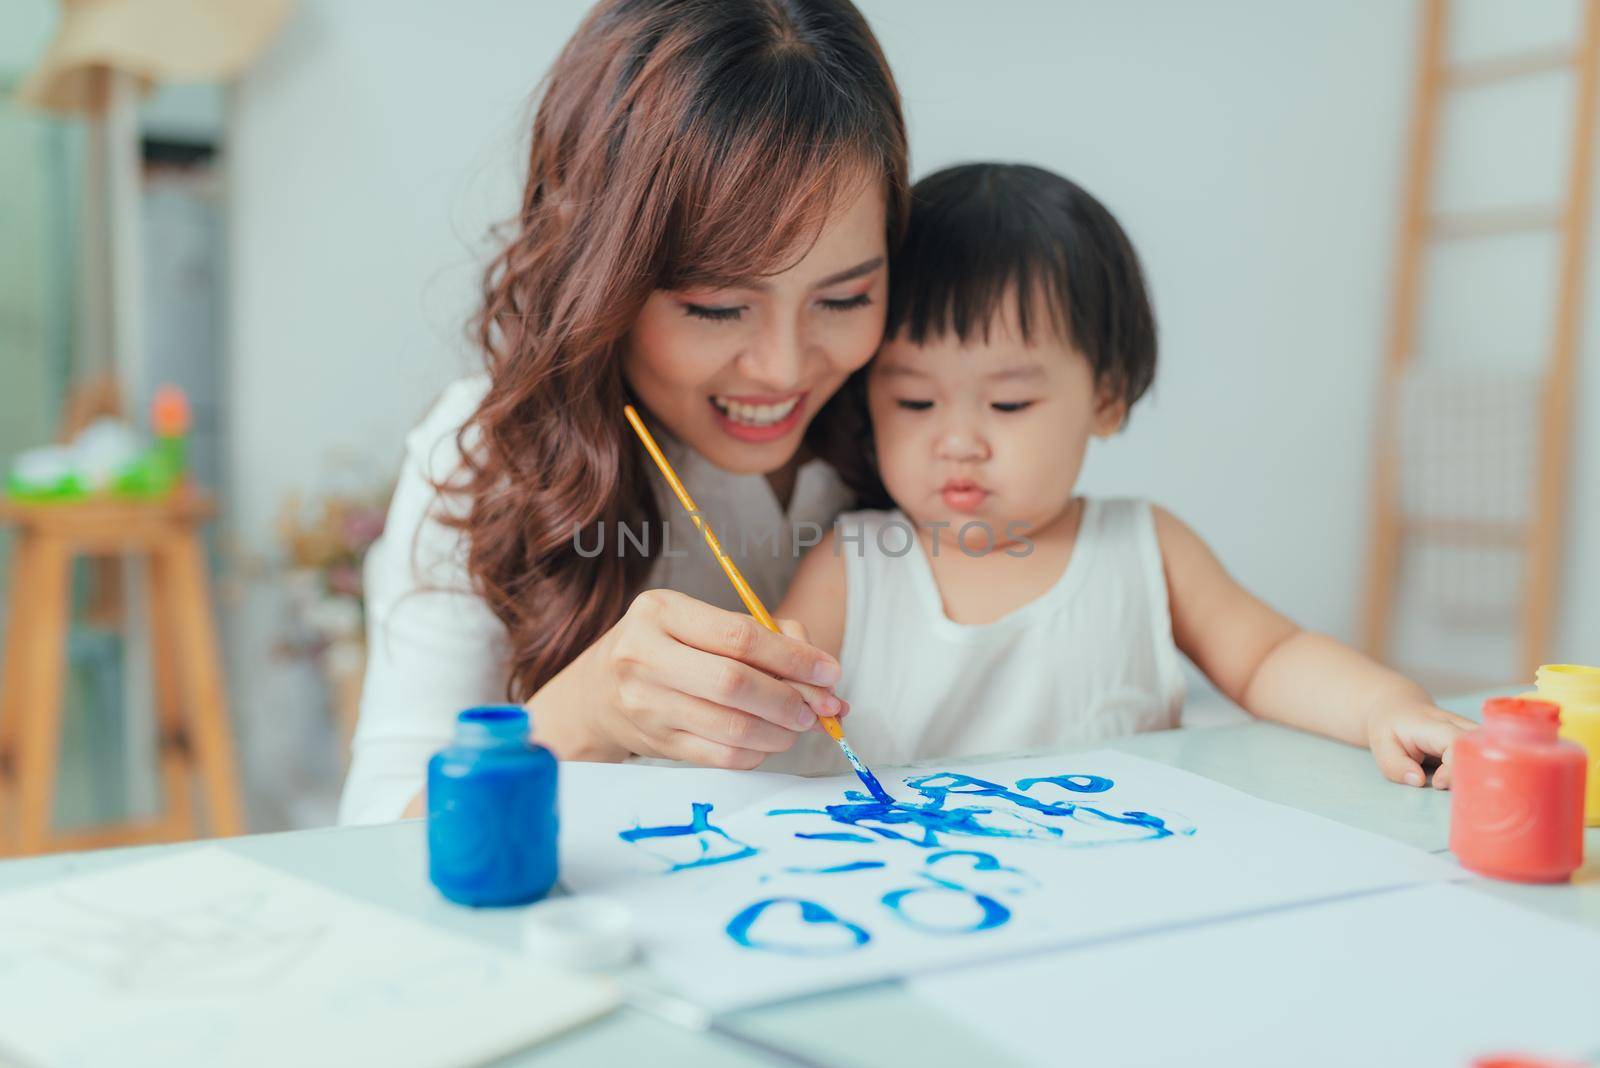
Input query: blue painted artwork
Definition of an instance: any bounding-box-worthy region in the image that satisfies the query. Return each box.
[782,861,887,875]
[725,898,873,955]
[618,802,758,872]
[617,768,1195,957]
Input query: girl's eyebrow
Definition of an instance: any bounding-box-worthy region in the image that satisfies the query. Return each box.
[986,365,1046,382]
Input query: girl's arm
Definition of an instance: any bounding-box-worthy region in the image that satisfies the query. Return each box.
[776,528,849,659]
[1154,506,1474,788]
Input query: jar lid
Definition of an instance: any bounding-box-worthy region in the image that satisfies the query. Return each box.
[522,896,635,971]
[1481,697,1560,727]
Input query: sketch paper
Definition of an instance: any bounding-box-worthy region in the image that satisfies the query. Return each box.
[0,849,618,1068]
[560,751,1454,1010]
[911,883,1600,1067]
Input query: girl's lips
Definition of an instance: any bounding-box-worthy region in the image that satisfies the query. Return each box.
[940,480,989,514]
[707,392,808,444]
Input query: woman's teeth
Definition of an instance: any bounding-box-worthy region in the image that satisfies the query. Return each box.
[711,395,800,427]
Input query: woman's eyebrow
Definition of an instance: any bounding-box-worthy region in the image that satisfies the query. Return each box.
[811,255,885,289]
[728,255,885,294]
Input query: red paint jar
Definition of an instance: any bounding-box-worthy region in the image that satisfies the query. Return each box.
[1449,698,1586,883]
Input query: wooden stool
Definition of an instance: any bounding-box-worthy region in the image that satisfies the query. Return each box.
[0,489,244,855]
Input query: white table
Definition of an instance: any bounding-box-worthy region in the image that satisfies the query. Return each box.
[1,693,1595,1067]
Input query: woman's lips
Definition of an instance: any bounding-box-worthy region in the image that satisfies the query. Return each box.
[708,392,808,444]
[940,479,989,514]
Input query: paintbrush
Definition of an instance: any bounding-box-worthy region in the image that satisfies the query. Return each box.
[622,403,891,802]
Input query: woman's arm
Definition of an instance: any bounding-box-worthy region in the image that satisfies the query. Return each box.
[1154,506,1472,787]
[353,382,848,823]
[342,380,514,825]
[397,585,848,818]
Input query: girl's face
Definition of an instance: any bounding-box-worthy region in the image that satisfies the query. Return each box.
[624,182,888,475]
[867,300,1126,548]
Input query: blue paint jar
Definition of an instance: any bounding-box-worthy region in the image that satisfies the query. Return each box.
[428,705,558,907]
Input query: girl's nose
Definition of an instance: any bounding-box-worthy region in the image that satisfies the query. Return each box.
[936,423,990,462]
[735,318,805,390]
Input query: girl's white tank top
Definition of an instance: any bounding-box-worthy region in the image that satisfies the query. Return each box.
[766,497,1186,776]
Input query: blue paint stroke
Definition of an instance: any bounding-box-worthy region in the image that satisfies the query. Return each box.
[925,849,1039,891]
[782,860,887,875]
[726,898,872,955]
[925,849,1021,875]
[769,773,1180,850]
[836,736,894,804]
[619,802,758,872]
[1015,773,1115,796]
[794,831,875,843]
[882,882,1011,934]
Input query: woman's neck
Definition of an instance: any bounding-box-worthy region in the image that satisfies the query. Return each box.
[765,454,804,512]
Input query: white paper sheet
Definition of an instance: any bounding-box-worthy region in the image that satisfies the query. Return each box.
[559,751,1455,1010]
[911,883,1600,1067]
[0,849,618,1068]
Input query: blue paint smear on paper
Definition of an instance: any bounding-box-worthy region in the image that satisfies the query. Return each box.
[726,898,872,955]
[794,831,876,843]
[882,882,1012,934]
[925,849,1025,877]
[767,772,1178,850]
[783,860,887,875]
[619,802,758,872]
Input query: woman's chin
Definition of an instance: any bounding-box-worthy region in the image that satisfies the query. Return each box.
[694,430,804,474]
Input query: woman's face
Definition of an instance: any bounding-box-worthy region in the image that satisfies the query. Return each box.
[624,181,888,475]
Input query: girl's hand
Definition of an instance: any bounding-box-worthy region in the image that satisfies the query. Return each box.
[538,588,846,770]
[1365,701,1476,789]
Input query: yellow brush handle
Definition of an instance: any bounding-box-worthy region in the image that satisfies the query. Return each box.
[623,404,845,744]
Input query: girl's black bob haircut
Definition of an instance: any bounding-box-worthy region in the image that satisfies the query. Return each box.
[884,162,1157,409]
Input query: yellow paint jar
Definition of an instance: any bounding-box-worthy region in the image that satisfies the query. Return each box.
[1524,664,1600,826]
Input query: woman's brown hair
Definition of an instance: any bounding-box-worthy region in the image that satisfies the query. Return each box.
[446,0,908,701]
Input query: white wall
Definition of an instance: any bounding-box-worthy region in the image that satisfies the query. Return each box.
[227,0,1600,781]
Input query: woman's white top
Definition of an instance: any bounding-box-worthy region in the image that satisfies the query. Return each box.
[338,376,855,824]
[767,499,1186,776]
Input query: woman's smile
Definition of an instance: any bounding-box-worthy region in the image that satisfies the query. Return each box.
[708,391,808,443]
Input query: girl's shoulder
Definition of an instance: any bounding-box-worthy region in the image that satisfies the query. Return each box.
[1081,495,1154,522]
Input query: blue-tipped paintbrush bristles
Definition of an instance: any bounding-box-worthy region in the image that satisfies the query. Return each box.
[837,736,893,804]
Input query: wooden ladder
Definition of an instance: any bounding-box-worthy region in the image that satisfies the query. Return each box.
[1360,0,1600,682]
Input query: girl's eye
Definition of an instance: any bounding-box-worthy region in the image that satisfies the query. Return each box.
[991,401,1035,413]
[896,399,934,411]
[819,293,872,313]
[683,303,745,322]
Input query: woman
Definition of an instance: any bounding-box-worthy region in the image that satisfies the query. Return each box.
[339,0,907,824]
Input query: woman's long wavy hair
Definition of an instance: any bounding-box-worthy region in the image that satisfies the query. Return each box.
[446,0,908,702]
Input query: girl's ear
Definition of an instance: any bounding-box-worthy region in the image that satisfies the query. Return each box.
[1091,383,1127,438]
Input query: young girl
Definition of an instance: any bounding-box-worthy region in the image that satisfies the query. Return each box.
[772,162,1473,787]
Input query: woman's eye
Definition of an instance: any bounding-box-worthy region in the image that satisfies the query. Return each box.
[991,401,1035,413]
[819,293,872,313]
[896,399,934,411]
[683,303,745,322]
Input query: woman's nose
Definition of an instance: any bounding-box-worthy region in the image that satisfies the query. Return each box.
[735,318,805,390]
